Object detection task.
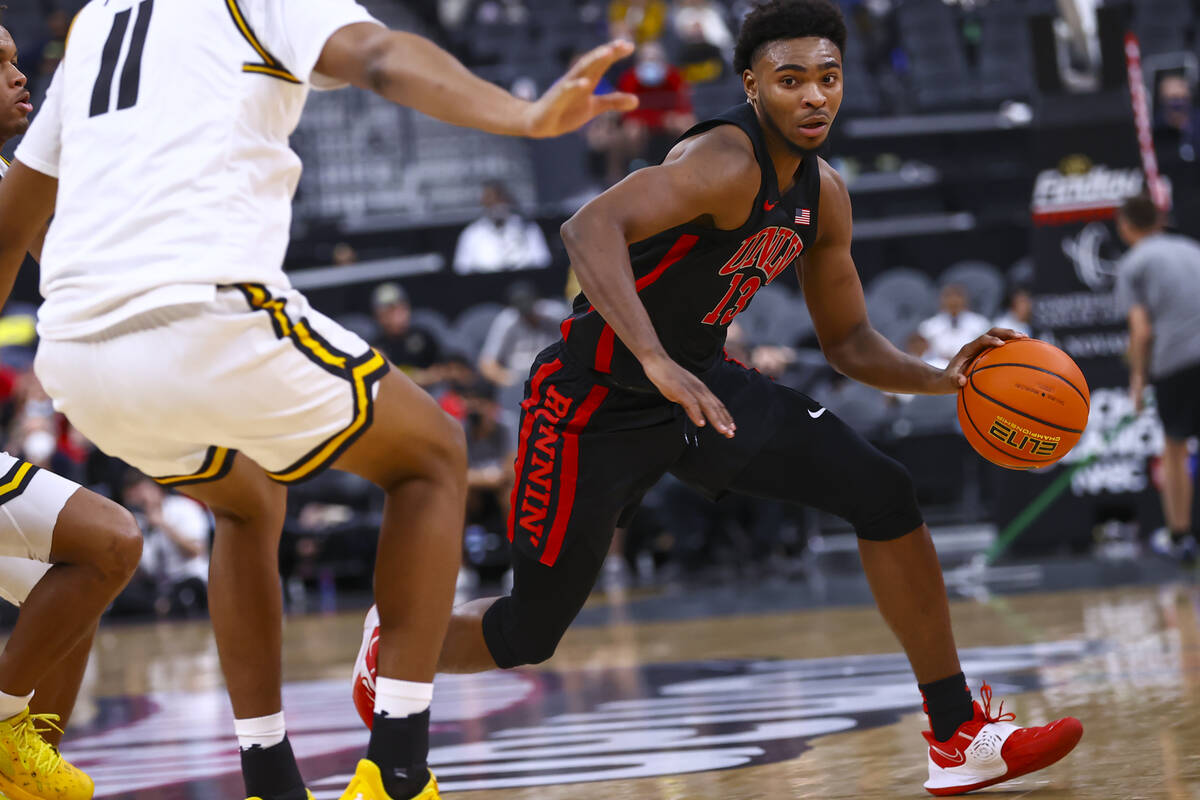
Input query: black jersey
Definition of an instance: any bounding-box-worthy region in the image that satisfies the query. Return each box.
[560,103,822,391]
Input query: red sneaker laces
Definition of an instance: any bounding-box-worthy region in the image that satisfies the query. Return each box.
[979,682,1017,725]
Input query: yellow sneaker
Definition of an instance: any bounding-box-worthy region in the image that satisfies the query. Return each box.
[338,760,439,800]
[246,793,316,800]
[0,708,93,800]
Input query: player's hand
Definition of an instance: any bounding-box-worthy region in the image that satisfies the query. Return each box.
[642,354,736,438]
[521,41,639,138]
[942,327,1028,392]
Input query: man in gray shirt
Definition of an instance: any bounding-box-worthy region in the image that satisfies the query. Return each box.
[1115,195,1200,562]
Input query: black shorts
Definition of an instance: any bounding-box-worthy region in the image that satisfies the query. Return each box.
[1155,361,1200,440]
[483,340,923,668]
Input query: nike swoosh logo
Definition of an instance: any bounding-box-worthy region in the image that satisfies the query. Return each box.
[808,408,826,419]
[763,199,778,211]
[930,743,966,765]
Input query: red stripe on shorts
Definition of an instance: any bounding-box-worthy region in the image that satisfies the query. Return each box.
[506,359,563,543]
[539,384,609,566]
[594,325,615,373]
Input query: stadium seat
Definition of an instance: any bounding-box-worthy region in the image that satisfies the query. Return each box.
[454,303,506,360]
[865,268,939,346]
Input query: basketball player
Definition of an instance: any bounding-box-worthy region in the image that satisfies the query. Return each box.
[1116,194,1200,564]
[355,1,1085,794]
[0,2,636,799]
[0,21,144,800]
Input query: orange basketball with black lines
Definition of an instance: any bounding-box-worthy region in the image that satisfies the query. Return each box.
[957,339,1090,470]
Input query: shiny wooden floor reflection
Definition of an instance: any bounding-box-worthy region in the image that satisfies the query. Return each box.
[53,580,1200,799]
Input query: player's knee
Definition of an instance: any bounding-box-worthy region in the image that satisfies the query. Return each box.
[389,408,468,492]
[482,596,567,668]
[103,504,143,582]
[852,455,922,542]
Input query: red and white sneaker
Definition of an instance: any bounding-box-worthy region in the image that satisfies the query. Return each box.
[923,683,1083,796]
[351,604,380,730]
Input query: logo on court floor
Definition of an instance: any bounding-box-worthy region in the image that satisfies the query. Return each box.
[73,641,1094,798]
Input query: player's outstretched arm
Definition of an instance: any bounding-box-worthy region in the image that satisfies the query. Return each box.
[0,160,55,310]
[560,127,761,436]
[801,160,1020,395]
[315,26,638,138]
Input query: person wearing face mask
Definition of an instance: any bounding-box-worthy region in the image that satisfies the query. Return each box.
[1156,74,1199,165]
[615,42,697,170]
[452,181,552,275]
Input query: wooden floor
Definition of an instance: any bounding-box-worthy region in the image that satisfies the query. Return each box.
[47,578,1200,799]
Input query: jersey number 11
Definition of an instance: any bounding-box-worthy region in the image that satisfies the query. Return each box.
[89,0,154,118]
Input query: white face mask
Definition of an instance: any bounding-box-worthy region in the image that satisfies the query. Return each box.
[21,430,56,464]
[636,61,668,87]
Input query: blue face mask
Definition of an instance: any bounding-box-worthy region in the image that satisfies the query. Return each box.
[1164,98,1191,114]
[636,61,667,87]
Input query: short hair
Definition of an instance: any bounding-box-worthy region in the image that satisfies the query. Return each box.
[1118,194,1161,231]
[733,0,848,75]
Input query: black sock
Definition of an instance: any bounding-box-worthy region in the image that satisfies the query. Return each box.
[240,736,307,799]
[367,709,431,799]
[919,672,974,742]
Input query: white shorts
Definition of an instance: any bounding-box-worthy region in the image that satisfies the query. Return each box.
[35,284,389,486]
[0,452,81,606]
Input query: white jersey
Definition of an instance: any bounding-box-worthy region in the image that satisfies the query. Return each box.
[15,0,380,340]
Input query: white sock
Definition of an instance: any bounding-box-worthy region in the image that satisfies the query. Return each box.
[373,678,433,719]
[0,690,32,722]
[234,711,287,750]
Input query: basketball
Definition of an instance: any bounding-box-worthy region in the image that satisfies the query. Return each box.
[957,339,1090,470]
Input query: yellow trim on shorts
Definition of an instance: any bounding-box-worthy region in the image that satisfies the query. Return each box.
[234,283,390,484]
[224,0,301,85]
[155,446,235,487]
[266,349,388,483]
[240,284,347,371]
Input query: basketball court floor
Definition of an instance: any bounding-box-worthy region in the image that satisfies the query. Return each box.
[40,558,1200,799]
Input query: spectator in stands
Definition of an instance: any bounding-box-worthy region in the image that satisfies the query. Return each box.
[36,9,69,81]
[123,473,211,617]
[993,286,1034,337]
[672,0,734,53]
[452,181,552,274]
[916,284,991,369]
[369,282,443,385]
[1156,73,1198,164]
[478,281,563,386]
[463,379,516,529]
[609,0,668,43]
[332,241,358,267]
[614,42,696,168]
[674,12,730,85]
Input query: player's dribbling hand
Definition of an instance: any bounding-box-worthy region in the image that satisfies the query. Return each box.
[521,41,639,138]
[642,355,736,438]
[942,327,1028,392]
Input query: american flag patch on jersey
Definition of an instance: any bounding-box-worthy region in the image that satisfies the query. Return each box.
[796,209,811,226]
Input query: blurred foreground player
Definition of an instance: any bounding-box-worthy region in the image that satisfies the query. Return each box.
[0,1,637,798]
[0,22,143,800]
[1116,194,1200,564]
[357,1,1084,795]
